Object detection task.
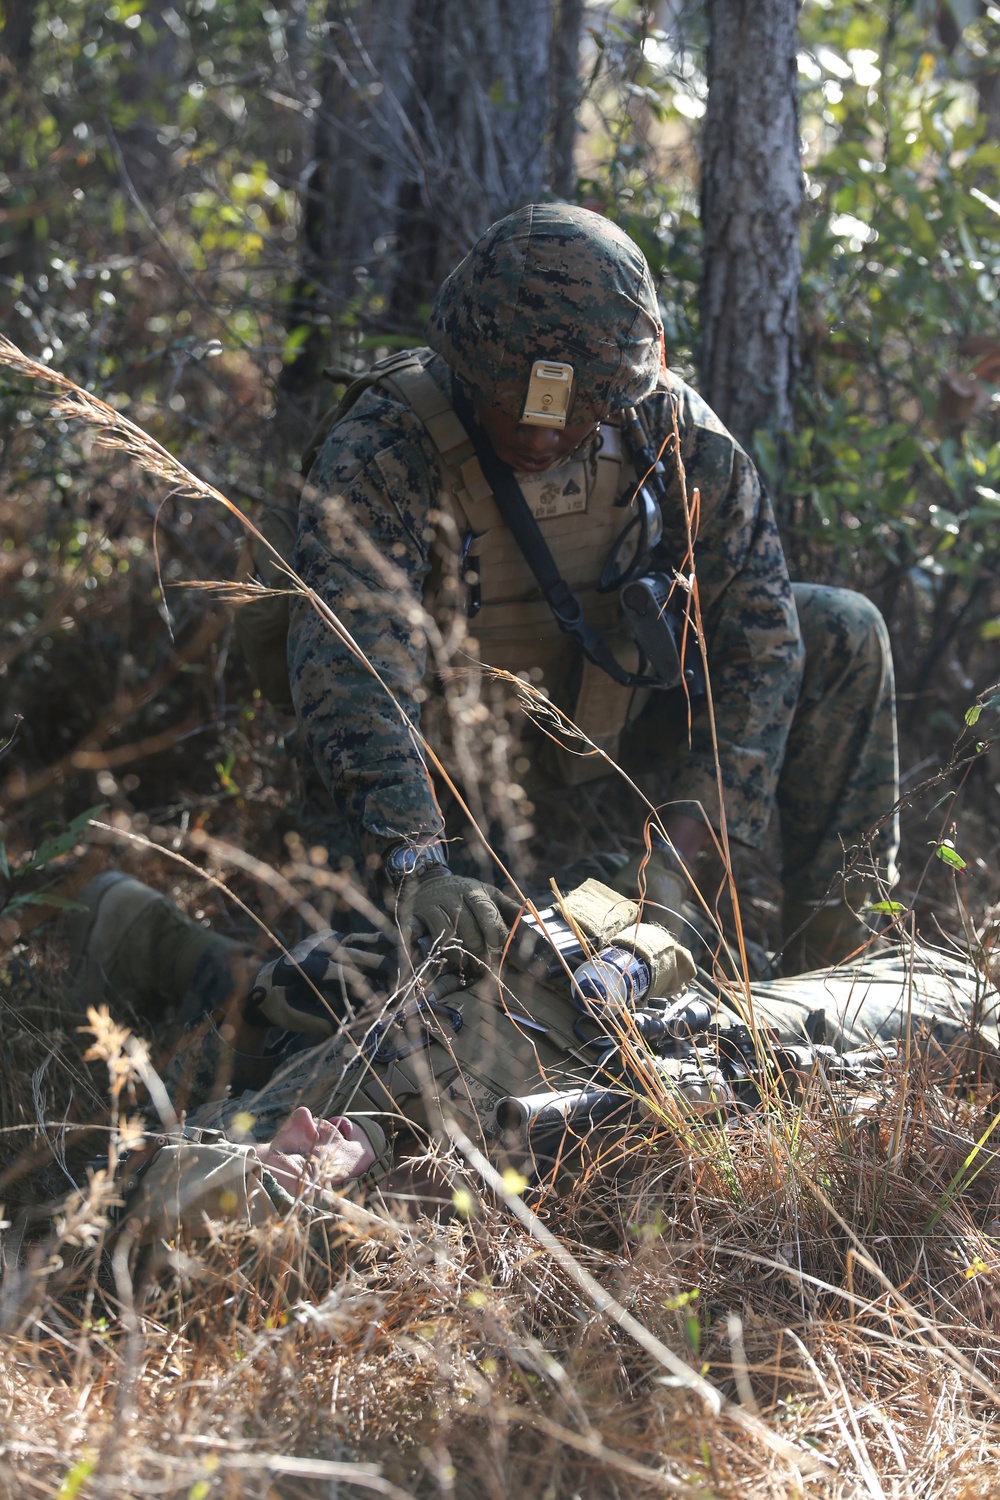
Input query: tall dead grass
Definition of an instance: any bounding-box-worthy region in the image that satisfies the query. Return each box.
[4,941,1000,1500]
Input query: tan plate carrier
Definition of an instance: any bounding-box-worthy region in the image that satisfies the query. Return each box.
[233,351,651,781]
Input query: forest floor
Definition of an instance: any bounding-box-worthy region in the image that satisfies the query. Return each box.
[2,361,1000,1499]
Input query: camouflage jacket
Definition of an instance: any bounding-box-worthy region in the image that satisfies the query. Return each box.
[288,350,802,857]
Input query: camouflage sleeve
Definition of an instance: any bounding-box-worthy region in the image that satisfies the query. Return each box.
[288,388,446,856]
[643,378,805,847]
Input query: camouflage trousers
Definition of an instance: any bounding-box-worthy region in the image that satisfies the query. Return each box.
[779,583,898,899]
[622,583,898,901]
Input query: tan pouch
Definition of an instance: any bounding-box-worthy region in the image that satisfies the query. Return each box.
[556,881,696,996]
[619,921,697,998]
[559,877,639,947]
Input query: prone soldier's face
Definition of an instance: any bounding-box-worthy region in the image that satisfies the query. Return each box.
[475,401,598,474]
[256,1105,376,1191]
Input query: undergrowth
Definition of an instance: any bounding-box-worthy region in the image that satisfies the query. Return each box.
[4,929,1000,1498]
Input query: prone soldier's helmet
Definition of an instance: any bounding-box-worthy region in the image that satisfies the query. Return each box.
[426,203,665,429]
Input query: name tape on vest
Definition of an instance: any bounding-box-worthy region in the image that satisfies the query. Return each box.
[519,463,589,519]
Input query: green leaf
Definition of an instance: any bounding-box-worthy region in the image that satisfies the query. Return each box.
[281,324,309,360]
[866,900,907,914]
[663,1286,699,1312]
[68,802,108,836]
[965,704,983,725]
[935,842,967,871]
[684,1314,700,1355]
[57,1454,96,1500]
[5,891,89,914]
[24,830,81,870]
[24,804,106,872]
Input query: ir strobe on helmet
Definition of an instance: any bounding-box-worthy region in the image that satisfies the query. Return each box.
[426,203,665,428]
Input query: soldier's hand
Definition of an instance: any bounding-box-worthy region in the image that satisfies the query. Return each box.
[611,848,688,939]
[400,868,517,963]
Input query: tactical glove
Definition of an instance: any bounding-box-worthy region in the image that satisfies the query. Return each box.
[611,846,689,939]
[399,867,519,963]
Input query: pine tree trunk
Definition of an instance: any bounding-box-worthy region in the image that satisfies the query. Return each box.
[551,0,585,201]
[385,0,556,324]
[114,0,182,204]
[0,0,40,304]
[699,0,801,465]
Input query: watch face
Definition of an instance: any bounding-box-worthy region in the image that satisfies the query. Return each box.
[385,842,446,885]
[395,846,418,878]
[384,845,416,883]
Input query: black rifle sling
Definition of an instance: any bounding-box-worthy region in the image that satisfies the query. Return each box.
[451,382,649,689]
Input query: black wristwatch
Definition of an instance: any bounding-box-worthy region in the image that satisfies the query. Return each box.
[383,839,449,889]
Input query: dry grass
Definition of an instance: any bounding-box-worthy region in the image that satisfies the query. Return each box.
[4,922,1000,1500]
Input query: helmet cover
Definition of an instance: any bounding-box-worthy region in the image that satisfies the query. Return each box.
[426,203,665,426]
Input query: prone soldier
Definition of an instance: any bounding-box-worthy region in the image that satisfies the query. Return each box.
[67,868,996,1238]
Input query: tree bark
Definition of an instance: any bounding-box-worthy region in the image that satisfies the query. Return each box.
[113,0,182,205]
[699,0,802,463]
[551,0,585,200]
[279,0,578,433]
[385,0,556,324]
[0,0,34,70]
[0,0,40,304]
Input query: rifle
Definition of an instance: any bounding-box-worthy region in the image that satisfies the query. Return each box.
[492,994,896,1179]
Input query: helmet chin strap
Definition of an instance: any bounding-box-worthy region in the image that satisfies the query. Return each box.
[567,425,602,462]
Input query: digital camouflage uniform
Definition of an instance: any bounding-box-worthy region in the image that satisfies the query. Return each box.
[288,207,898,908]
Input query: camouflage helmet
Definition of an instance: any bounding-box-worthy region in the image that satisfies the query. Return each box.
[426,203,665,427]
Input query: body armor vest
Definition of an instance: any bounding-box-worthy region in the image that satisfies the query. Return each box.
[368,351,648,780]
[237,349,650,777]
